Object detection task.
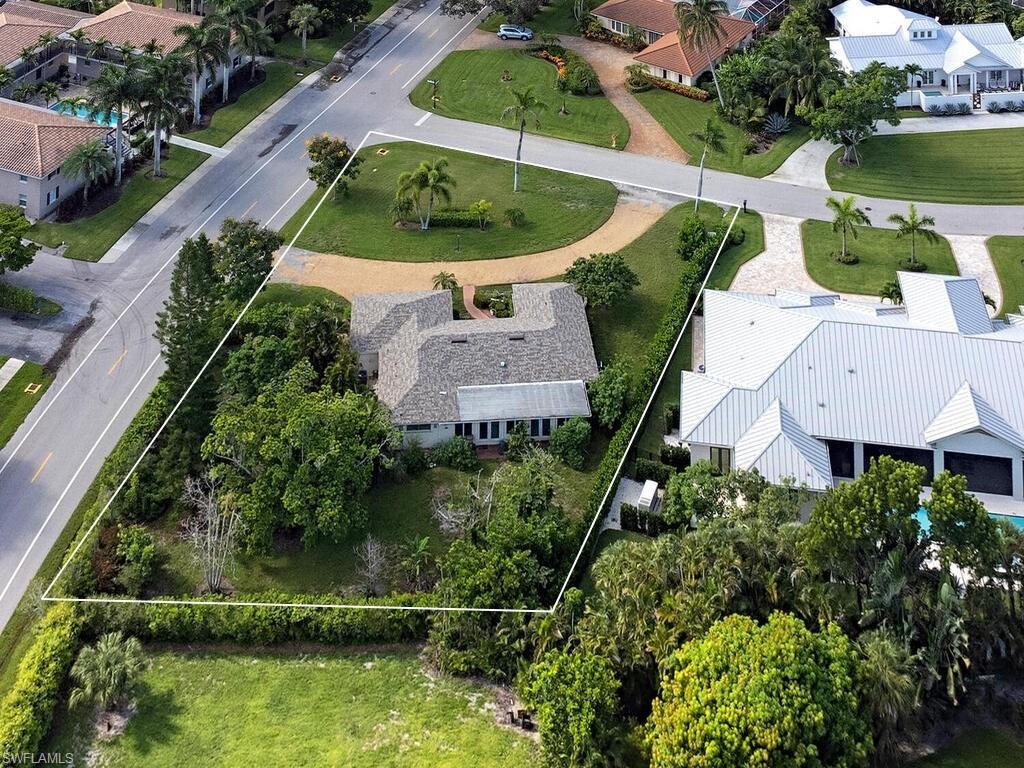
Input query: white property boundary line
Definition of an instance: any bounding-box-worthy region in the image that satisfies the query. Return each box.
[41,136,740,617]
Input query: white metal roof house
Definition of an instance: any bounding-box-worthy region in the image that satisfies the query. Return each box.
[350,283,600,448]
[679,272,1024,512]
[828,0,1024,108]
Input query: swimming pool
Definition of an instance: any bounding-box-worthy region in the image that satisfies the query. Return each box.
[914,507,1024,534]
[922,90,942,97]
[49,102,120,127]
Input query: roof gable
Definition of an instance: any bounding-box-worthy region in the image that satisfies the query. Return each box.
[734,400,833,490]
[924,382,1024,450]
[0,98,108,177]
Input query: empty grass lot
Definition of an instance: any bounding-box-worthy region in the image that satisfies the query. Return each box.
[409,50,629,150]
[281,142,618,262]
[0,359,53,451]
[633,89,811,177]
[825,128,1024,204]
[274,0,395,63]
[28,147,209,262]
[46,649,537,767]
[187,63,303,147]
[802,219,958,296]
[985,237,1024,316]
[911,728,1023,768]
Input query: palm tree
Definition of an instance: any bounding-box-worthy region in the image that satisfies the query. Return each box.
[215,0,260,101]
[18,46,37,69]
[235,15,273,82]
[500,87,546,193]
[401,535,433,590]
[288,4,322,64]
[878,278,903,305]
[919,579,970,705]
[690,117,725,210]
[432,270,457,291]
[115,40,135,63]
[826,195,871,262]
[768,34,839,116]
[68,632,147,729]
[675,0,729,109]
[87,36,110,62]
[64,139,114,205]
[174,15,229,126]
[904,63,923,105]
[138,55,190,177]
[887,203,938,266]
[86,62,140,186]
[0,67,12,95]
[858,629,916,765]
[36,31,59,60]
[39,80,60,106]
[68,28,87,57]
[397,158,456,230]
[142,38,163,58]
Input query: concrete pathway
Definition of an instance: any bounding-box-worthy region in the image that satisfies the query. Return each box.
[0,358,25,393]
[764,139,832,190]
[946,234,1002,314]
[730,213,873,301]
[169,136,231,158]
[461,284,491,319]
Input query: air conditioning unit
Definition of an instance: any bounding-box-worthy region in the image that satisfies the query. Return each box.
[637,479,659,513]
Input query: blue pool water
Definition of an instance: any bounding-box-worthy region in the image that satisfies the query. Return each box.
[922,90,942,97]
[914,507,1024,534]
[49,102,120,127]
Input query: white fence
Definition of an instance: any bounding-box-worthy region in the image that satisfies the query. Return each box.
[916,91,973,112]
[980,91,1024,111]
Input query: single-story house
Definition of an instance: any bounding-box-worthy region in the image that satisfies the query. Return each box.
[0,0,91,92]
[0,97,109,219]
[828,0,1024,99]
[350,283,600,447]
[679,272,1024,510]
[590,0,756,86]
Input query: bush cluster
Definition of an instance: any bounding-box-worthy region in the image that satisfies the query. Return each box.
[619,502,669,535]
[0,282,39,314]
[427,209,486,228]
[634,457,672,486]
[630,71,711,102]
[432,436,479,471]
[535,47,601,95]
[548,417,591,469]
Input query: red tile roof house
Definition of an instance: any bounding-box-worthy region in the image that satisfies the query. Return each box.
[0,97,109,220]
[591,0,756,86]
[0,0,91,92]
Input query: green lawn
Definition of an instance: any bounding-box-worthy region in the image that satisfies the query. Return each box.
[481,0,580,36]
[409,49,629,150]
[633,89,811,177]
[986,237,1024,316]
[46,649,537,767]
[911,728,1023,768]
[255,282,350,311]
[0,360,53,451]
[802,219,958,296]
[825,128,1024,204]
[274,0,395,63]
[28,147,209,262]
[281,142,618,262]
[187,63,304,147]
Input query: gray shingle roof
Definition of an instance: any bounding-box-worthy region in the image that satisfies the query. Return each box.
[350,283,599,424]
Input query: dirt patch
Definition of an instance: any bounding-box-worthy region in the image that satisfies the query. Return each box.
[273,197,669,297]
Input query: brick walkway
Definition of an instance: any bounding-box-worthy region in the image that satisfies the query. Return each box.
[462,284,492,319]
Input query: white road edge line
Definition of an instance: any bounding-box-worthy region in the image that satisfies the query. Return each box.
[414,112,431,127]
[400,9,484,90]
[0,4,442,609]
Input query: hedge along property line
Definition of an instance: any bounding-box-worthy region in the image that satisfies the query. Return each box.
[639,73,711,101]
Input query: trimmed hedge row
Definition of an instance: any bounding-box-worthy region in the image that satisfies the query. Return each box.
[0,282,38,314]
[78,592,434,645]
[638,73,711,102]
[0,603,82,755]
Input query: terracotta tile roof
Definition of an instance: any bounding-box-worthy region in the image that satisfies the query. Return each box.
[591,0,680,35]
[633,15,755,76]
[0,98,108,177]
[69,1,200,53]
[0,0,91,66]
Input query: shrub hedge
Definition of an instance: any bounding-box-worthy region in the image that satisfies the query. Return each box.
[638,73,711,102]
[0,603,82,756]
[0,282,40,314]
[425,210,483,229]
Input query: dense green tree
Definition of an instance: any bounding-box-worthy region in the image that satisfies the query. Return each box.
[565,252,639,309]
[212,218,283,305]
[767,31,839,116]
[0,204,37,275]
[305,134,364,200]
[548,417,591,470]
[586,363,632,430]
[220,333,301,401]
[647,613,872,768]
[661,461,726,525]
[287,300,358,390]
[114,524,158,597]
[925,471,1000,573]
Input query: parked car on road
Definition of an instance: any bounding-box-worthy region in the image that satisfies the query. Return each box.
[497,24,534,40]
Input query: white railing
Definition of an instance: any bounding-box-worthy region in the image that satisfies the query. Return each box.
[917,91,972,112]
[980,90,1024,111]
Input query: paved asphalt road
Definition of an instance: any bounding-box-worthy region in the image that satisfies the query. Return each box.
[1,0,1023,632]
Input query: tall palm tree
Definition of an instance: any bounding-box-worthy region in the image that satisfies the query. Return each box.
[887,203,938,266]
[214,0,258,101]
[500,86,546,193]
[768,34,839,116]
[826,195,871,262]
[288,4,322,64]
[86,62,140,185]
[69,632,147,727]
[690,117,724,210]
[675,0,729,108]
[68,28,87,57]
[904,62,923,105]
[396,158,456,230]
[64,139,113,204]
[18,46,37,69]
[87,36,110,62]
[39,80,60,106]
[36,31,59,60]
[138,55,190,177]
[234,13,274,82]
[174,15,229,125]
[115,40,135,63]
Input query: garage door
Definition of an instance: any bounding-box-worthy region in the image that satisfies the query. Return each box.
[944,451,1014,496]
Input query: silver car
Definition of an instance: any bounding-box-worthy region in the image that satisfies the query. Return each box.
[497,24,534,40]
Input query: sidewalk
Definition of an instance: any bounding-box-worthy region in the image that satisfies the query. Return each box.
[0,358,25,392]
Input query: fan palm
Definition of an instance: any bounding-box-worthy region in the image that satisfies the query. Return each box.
[86,62,140,185]
[139,54,190,177]
[174,15,229,125]
[887,203,938,266]
[690,116,725,210]
[68,632,147,721]
[289,4,322,64]
[64,138,114,204]
[826,195,871,262]
[675,0,729,108]
[500,86,546,192]
[432,270,457,291]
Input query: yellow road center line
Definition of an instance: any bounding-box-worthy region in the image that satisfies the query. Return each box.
[107,349,128,376]
[31,452,53,483]
[428,27,438,38]
[239,200,258,219]
[389,63,402,76]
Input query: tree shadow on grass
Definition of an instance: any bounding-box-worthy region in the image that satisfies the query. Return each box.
[120,683,184,757]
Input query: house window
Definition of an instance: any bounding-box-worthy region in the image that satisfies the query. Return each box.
[491,421,500,438]
[506,420,518,434]
[945,452,1013,496]
[824,439,855,479]
[530,419,540,437]
[479,422,489,440]
[556,417,568,427]
[46,186,59,205]
[18,175,27,183]
[405,423,431,432]
[610,19,625,34]
[455,422,472,437]
[233,56,240,68]
[17,194,28,208]
[709,446,731,473]
[541,418,551,437]
[205,75,214,88]
[921,70,934,85]
[863,443,934,484]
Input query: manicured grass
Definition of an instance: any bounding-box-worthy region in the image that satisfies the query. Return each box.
[274,0,395,63]
[986,236,1024,316]
[46,649,538,767]
[281,142,618,262]
[633,89,811,177]
[802,219,958,296]
[28,147,209,262]
[255,282,350,311]
[825,128,1024,204]
[0,360,53,451]
[911,728,1023,768]
[187,63,303,147]
[481,0,580,36]
[409,49,629,150]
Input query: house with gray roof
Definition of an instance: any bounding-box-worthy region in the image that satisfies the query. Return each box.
[350,283,600,447]
[679,272,1024,511]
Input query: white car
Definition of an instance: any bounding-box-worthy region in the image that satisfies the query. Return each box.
[497,24,534,40]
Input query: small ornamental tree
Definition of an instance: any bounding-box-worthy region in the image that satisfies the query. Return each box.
[548,417,590,470]
[924,470,1000,572]
[0,204,37,276]
[647,613,872,768]
[565,252,639,309]
[305,134,364,200]
[518,649,621,768]
[114,524,157,597]
[468,198,492,230]
[587,363,631,430]
[661,461,724,525]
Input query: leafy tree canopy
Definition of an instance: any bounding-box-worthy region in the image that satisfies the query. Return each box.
[0,204,37,275]
[565,252,639,309]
